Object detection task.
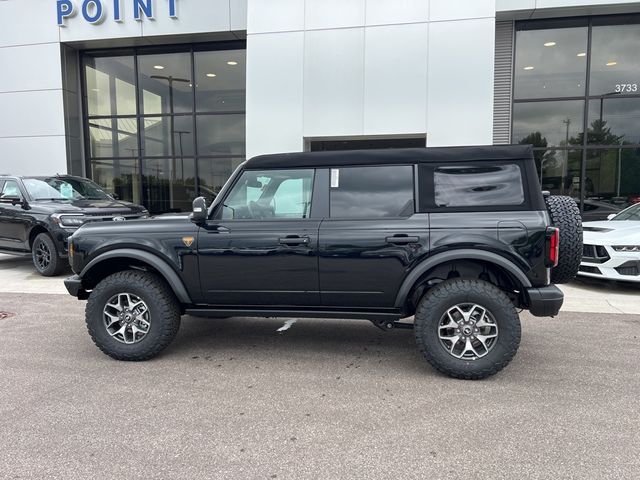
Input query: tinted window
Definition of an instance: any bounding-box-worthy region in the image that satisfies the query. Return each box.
[222,169,314,220]
[330,166,414,218]
[0,181,21,198]
[589,24,640,96]
[514,26,588,99]
[434,164,525,207]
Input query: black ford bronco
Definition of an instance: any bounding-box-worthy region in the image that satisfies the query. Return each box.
[65,145,582,379]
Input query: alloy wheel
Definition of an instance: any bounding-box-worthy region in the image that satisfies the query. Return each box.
[103,293,151,344]
[437,303,499,360]
[35,241,51,270]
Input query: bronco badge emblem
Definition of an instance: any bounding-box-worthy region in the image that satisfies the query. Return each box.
[182,236,194,247]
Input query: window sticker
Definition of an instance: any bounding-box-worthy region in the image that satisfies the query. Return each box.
[59,183,74,199]
[330,169,340,188]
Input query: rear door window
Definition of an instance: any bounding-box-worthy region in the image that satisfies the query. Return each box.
[433,164,525,208]
[329,165,414,218]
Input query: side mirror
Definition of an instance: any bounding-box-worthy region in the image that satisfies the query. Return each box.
[190,196,208,224]
[0,196,23,206]
[607,213,616,220]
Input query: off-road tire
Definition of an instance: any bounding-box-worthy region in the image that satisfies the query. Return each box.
[31,232,64,276]
[414,279,521,380]
[545,195,582,284]
[85,270,181,361]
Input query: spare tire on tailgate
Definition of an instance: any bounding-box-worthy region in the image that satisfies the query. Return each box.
[544,195,583,284]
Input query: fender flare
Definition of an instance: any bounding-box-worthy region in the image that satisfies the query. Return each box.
[394,249,532,308]
[80,248,192,304]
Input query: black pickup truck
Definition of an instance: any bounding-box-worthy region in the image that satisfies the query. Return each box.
[65,145,582,379]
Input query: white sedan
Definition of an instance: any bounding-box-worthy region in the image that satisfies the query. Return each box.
[579,202,640,283]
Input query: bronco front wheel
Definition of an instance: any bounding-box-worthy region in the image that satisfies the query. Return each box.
[414,279,521,380]
[85,270,181,361]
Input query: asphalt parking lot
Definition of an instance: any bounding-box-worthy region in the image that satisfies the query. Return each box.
[0,254,639,479]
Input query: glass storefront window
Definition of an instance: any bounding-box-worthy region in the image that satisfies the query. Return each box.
[194,50,246,112]
[514,26,588,99]
[585,148,640,204]
[197,157,245,204]
[588,97,640,145]
[91,159,142,205]
[138,52,193,115]
[142,116,194,157]
[536,149,583,197]
[196,114,246,156]
[85,56,136,116]
[83,44,246,213]
[88,118,138,158]
[589,24,640,96]
[142,157,196,213]
[512,100,584,147]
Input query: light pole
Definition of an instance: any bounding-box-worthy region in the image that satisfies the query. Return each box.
[150,75,190,211]
[173,130,191,179]
[561,118,571,195]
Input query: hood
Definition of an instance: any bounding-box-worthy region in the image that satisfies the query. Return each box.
[33,198,146,215]
[76,211,191,236]
[583,220,640,244]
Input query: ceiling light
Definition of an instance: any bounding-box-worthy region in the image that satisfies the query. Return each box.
[544,41,556,47]
[153,65,164,70]
[206,73,217,77]
[226,61,238,66]
[606,61,617,66]
[523,66,534,70]
[577,52,586,57]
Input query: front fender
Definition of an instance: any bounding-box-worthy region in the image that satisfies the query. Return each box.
[80,248,192,304]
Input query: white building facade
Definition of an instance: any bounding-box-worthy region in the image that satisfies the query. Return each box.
[0,0,639,213]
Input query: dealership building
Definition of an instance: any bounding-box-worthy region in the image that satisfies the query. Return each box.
[1,0,639,213]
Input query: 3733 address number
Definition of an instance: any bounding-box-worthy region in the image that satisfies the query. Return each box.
[614,84,638,93]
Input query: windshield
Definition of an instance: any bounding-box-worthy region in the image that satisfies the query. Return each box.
[612,203,640,221]
[24,177,111,201]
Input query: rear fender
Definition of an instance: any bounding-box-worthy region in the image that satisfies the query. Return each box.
[394,249,533,309]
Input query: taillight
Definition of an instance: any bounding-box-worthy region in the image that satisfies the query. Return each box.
[546,227,559,268]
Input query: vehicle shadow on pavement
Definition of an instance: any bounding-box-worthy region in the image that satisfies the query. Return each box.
[168,315,435,376]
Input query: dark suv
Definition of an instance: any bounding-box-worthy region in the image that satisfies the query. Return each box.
[65,146,582,379]
[0,175,147,276]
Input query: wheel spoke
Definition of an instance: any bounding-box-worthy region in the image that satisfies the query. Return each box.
[440,314,459,331]
[109,324,127,339]
[104,312,120,328]
[460,338,480,358]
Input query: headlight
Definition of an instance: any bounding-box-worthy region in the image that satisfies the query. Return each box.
[612,246,640,252]
[51,213,86,228]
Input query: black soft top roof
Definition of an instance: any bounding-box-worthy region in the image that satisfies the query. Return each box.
[245,145,533,169]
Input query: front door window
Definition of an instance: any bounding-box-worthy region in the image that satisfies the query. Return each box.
[220,169,314,220]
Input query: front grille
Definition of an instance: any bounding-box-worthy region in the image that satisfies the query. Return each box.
[83,210,136,217]
[579,265,602,275]
[615,261,640,276]
[582,244,610,263]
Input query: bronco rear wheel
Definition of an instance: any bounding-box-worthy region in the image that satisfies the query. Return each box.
[545,195,583,284]
[414,279,521,380]
[85,270,181,361]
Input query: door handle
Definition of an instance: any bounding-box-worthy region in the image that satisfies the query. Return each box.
[279,235,310,246]
[385,235,420,245]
